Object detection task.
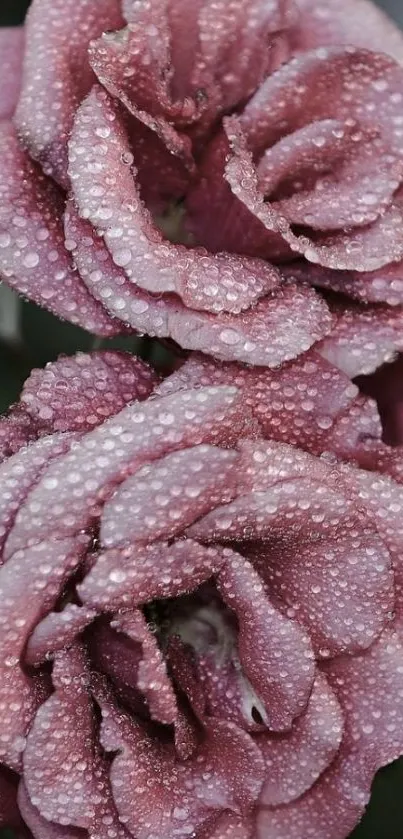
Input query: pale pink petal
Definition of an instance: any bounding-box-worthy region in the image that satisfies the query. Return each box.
[100,445,239,547]
[217,552,315,730]
[257,673,343,806]
[0,537,88,770]
[0,433,75,559]
[15,0,124,187]
[25,604,97,667]
[78,540,226,612]
[18,781,85,839]
[318,305,403,377]
[20,351,158,433]
[0,27,25,120]
[111,610,178,726]
[5,385,248,557]
[99,694,264,839]
[66,203,332,366]
[0,124,122,335]
[69,86,281,316]
[293,0,403,63]
[23,647,131,839]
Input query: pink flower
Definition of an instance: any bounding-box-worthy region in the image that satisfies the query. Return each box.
[1,0,403,365]
[1,348,403,839]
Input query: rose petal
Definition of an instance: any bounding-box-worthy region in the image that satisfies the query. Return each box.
[292,0,403,63]
[20,351,158,433]
[110,610,178,726]
[25,604,97,667]
[0,124,122,335]
[358,354,403,445]
[217,551,315,730]
[5,385,248,557]
[317,304,403,377]
[195,812,254,839]
[100,444,240,547]
[288,259,403,306]
[15,0,124,187]
[259,621,403,838]
[224,116,403,271]
[78,539,226,612]
[99,694,264,839]
[257,673,343,806]
[0,406,42,462]
[69,85,281,316]
[66,203,331,366]
[0,27,25,120]
[24,646,130,838]
[0,536,88,770]
[0,433,76,560]
[18,781,85,839]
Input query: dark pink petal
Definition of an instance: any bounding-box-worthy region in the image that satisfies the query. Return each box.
[89,620,147,716]
[0,536,88,770]
[78,540,226,611]
[99,695,264,839]
[69,86,281,316]
[317,305,403,377]
[18,781,85,839]
[257,673,343,806]
[20,351,158,433]
[5,385,248,556]
[0,27,24,120]
[100,444,239,547]
[110,610,178,726]
[288,259,403,306]
[196,812,255,839]
[15,0,124,187]
[66,203,331,366]
[322,393,384,464]
[24,647,131,839]
[224,116,403,271]
[0,406,42,463]
[292,0,403,62]
[217,552,315,730]
[358,354,403,445]
[0,124,122,335]
[25,604,97,667]
[0,433,76,560]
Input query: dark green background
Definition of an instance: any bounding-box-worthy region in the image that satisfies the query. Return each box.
[1,1,403,837]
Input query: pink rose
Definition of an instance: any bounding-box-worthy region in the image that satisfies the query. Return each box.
[1,0,403,365]
[1,348,403,838]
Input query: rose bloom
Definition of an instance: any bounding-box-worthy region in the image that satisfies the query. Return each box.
[1,0,403,366]
[0,346,403,839]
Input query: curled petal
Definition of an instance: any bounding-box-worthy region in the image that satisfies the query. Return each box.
[100,444,240,547]
[15,0,124,186]
[217,551,315,730]
[66,204,332,366]
[6,385,248,556]
[24,646,130,838]
[292,0,403,63]
[26,604,97,667]
[18,781,85,839]
[288,258,403,307]
[78,539,226,611]
[0,433,75,559]
[110,610,178,726]
[99,694,265,839]
[0,27,24,120]
[69,85,281,316]
[224,117,403,271]
[0,124,121,335]
[257,673,343,806]
[20,351,158,433]
[317,305,403,377]
[0,537,88,770]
